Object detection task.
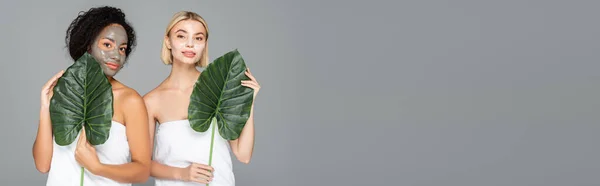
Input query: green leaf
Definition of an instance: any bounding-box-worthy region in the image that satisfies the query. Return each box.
[188,49,254,140]
[50,52,113,146]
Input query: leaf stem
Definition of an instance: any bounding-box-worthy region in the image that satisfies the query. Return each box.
[80,128,85,186]
[207,118,216,186]
[80,167,84,186]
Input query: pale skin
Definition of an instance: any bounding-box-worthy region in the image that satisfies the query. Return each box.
[32,24,151,183]
[144,19,260,184]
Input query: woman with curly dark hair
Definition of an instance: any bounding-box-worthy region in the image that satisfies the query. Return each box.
[32,6,150,185]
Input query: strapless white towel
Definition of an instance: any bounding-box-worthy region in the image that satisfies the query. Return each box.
[46,121,131,186]
[154,119,234,186]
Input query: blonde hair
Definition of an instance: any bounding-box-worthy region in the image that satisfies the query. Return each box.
[161,11,209,67]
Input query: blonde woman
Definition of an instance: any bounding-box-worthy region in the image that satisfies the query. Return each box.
[144,11,260,185]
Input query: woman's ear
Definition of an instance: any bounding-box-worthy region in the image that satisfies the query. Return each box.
[164,35,172,49]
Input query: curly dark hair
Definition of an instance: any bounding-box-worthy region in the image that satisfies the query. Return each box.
[65,6,136,62]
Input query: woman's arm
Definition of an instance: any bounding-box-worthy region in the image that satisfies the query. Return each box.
[33,106,54,173]
[229,68,260,164]
[144,92,214,184]
[228,105,255,164]
[77,92,151,183]
[143,93,181,180]
[33,70,64,173]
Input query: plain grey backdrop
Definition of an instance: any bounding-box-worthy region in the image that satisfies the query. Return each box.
[1,0,599,185]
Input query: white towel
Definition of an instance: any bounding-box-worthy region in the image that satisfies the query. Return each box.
[46,121,131,186]
[154,119,235,186]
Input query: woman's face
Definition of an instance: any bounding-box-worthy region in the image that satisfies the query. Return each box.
[166,20,206,65]
[90,24,128,76]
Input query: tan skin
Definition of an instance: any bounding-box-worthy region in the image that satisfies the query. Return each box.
[144,20,260,184]
[32,24,151,183]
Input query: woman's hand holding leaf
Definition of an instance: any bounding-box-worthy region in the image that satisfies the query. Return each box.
[75,129,101,173]
[241,68,260,101]
[177,163,214,184]
[41,70,64,109]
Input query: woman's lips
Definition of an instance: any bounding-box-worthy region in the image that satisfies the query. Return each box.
[183,51,196,58]
[105,62,120,70]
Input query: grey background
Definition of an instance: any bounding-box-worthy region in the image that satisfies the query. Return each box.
[0,0,599,185]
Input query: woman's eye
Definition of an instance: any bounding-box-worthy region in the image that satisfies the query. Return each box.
[196,37,203,41]
[177,35,185,39]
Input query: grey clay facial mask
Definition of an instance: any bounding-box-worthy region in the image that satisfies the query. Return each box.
[90,25,128,76]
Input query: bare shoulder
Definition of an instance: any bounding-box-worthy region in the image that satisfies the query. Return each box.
[143,80,175,117]
[142,88,160,103]
[116,86,145,109]
[111,84,147,126]
[142,85,167,110]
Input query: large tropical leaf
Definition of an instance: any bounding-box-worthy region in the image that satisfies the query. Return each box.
[188,49,254,140]
[50,52,113,146]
